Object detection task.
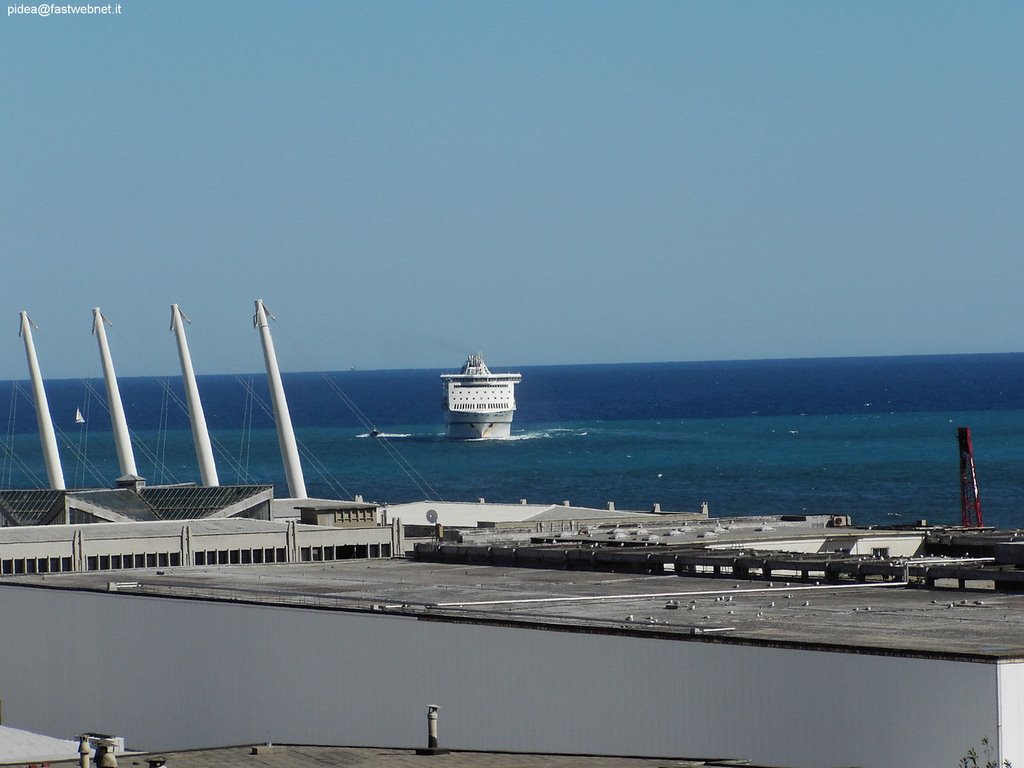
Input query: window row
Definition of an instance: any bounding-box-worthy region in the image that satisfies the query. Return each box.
[2,556,73,575]
[299,543,389,561]
[88,552,181,571]
[195,547,286,565]
[0,552,183,575]
[0,542,394,575]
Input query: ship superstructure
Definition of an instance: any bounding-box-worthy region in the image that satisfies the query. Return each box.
[441,354,521,439]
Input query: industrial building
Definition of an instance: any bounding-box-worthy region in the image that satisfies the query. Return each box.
[3,739,791,768]
[3,305,1019,766]
[1,514,1023,768]
[0,481,274,527]
[0,510,402,577]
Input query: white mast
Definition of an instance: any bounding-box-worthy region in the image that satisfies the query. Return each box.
[253,299,306,499]
[170,304,219,487]
[19,312,66,490]
[92,307,138,478]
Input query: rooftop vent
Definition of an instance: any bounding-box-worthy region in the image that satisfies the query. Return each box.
[115,474,146,493]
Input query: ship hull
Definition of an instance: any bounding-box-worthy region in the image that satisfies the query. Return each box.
[445,410,514,440]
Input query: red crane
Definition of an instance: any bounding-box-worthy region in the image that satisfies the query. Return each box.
[958,426,984,528]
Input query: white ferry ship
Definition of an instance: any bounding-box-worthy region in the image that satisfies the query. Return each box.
[441,354,522,439]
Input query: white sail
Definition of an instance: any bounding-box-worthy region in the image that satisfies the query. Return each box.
[74,408,85,424]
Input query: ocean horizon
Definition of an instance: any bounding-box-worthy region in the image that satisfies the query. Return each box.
[1,351,1023,530]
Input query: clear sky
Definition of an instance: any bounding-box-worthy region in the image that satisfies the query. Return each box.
[2,1,1021,379]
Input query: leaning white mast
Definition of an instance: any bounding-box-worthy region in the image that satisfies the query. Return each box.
[92,307,138,478]
[170,304,219,487]
[253,299,306,499]
[19,312,66,490]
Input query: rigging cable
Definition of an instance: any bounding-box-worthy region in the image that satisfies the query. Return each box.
[81,379,180,485]
[239,374,254,483]
[73,382,94,489]
[1,382,49,488]
[244,312,443,501]
[55,401,113,491]
[318,371,443,501]
[2,381,15,487]
[49,381,109,489]
[233,375,353,499]
[155,378,257,485]
[156,377,171,485]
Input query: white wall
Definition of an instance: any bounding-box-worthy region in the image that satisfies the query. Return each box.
[998,661,1024,766]
[0,584,1002,768]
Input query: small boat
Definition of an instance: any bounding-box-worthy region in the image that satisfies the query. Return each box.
[74,408,85,424]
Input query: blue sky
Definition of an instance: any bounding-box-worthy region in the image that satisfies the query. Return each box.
[2,1,1021,378]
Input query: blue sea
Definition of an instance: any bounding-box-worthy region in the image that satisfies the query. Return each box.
[2,353,1024,529]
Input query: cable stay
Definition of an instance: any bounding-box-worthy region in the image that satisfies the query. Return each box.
[154,378,257,485]
[44,381,110,489]
[80,379,180,485]
[238,374,255,483]
[233,375,353,499]
[233,374,351,498]
[68,381,100,489]
[238,309,443,502]
[317,371,443,502]
[54,415,113,491]
[1,382,47,489]
[2,381,17,487]
[0,439,45,489]
[156,378,171,485]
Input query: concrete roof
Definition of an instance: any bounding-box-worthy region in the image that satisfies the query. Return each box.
[0,518,299,545]
[0,724,78,764]
[386,500,704,528]
[525,505,675,521]
[38,743,789,768]
[9,556,1024,661]
[386,501,560,527]
[271,496,365,519]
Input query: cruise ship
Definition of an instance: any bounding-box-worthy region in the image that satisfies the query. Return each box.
[441,354,521,439]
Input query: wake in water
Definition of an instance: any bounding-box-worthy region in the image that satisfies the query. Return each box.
[354,431,448,443]
[7,355,1024,527]
[356,428,590,442]
[504,428,590,441]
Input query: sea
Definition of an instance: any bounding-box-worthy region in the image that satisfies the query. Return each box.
[2,353,1024,529]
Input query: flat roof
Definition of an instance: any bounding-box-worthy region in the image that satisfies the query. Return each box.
[0,518,306,544]
[7,556,1024,661]
[38,744,786,768]
[385,500,706,528]
[0,725,78,765]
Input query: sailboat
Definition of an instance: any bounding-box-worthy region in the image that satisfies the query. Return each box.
[74,408,85,425]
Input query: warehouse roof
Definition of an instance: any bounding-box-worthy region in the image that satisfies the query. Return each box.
[37,743,790,768]
[7,554,1024,661]
[0,484,272,526]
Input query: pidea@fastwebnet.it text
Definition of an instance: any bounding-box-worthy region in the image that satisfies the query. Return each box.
[8,3,122,16]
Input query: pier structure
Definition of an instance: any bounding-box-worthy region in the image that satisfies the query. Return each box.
[253,299,306,499]
[18,311,65,490]
[170,304,219,487]
[3,532,1024,768]
[92,307,138,478]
